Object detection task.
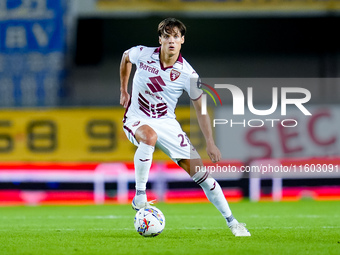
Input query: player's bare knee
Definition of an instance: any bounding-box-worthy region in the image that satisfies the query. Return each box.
[142,132,157,146]
[136,126,158,146]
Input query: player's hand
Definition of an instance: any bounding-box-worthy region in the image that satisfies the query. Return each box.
[120,91,130,108]
[206,143,221,163]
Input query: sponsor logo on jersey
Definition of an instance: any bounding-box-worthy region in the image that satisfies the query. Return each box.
[140,62,159,75]
[147,60,156,64]
[146,76,166,93]
[170,69,181,81]
[145,91,163,100]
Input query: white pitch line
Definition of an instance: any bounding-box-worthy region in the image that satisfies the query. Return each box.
[250,226,340,229]
[249,214,339,218]
[0,226,339,232]
[0,215,131,220]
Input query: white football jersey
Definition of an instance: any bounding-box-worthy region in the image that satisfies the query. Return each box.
[124,46,202,120]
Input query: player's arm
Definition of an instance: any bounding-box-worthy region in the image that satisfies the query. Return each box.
[192,97,221,163]
[120,50,132,108]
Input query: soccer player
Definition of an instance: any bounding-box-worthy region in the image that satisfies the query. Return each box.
[119,18,250,236]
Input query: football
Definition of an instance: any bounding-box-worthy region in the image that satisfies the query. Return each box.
[134,206,165,237]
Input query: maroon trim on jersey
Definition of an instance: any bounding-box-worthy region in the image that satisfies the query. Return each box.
[176,54,183,64]
[157,111,167,118]
[138,92,168,118]
[191,93,203,101]
[140,107,151,117]
[156,103,167,111]
[123,125,135,138]
[154,47,161,54]
[153,47,183,71]
[138,93,149,106]
[138,96,150,113]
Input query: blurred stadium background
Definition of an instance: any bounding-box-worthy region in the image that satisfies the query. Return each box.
[0,0,340,206]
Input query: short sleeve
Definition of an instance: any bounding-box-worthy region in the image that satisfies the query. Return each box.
[186,72,203,101]
[128,45,145,65]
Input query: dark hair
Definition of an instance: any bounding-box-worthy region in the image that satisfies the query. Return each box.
[158,18,186,37]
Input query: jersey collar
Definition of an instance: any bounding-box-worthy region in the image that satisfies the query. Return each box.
[152,47,183,71]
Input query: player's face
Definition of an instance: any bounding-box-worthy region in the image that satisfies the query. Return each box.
[159,27,184,56]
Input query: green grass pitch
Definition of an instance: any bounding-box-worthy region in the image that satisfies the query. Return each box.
[0,200,339,255]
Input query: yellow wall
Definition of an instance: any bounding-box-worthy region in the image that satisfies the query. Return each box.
[0,107,208,162]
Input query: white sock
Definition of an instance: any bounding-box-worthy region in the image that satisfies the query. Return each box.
[134,142,154,205]
[192,171,238,227]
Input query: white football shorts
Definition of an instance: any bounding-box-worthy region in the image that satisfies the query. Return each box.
[123,116,200,163]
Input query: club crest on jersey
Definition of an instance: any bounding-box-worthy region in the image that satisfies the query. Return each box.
[170,69,181,81]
